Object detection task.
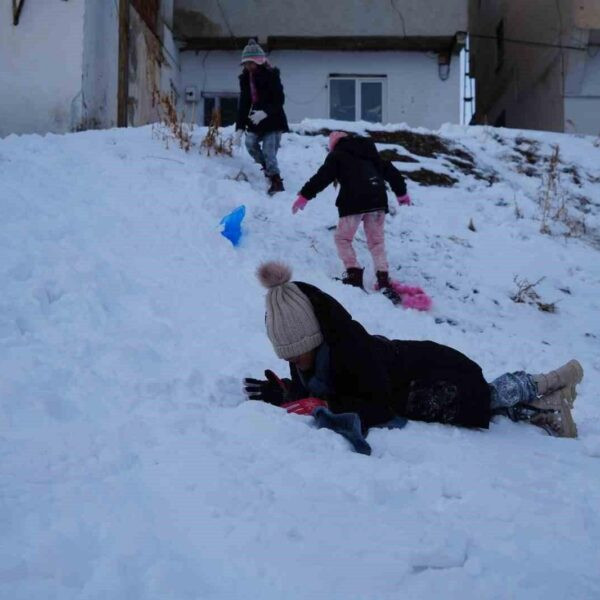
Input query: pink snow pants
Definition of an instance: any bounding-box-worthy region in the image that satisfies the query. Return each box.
[334,210,389,272]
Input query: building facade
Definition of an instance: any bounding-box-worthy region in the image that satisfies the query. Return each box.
[175,0,469,129]
[0,0,179,137]
[469,0,600,134]
[1,0,471,137]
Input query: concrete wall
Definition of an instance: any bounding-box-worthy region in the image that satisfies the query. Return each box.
[82,0,180,130]
[129,8,181,126]
[469,0,574,131]
[469,0,600,134]
[563,28,600,134]
[81,0,119,130]
[0,0,85,137]
[174,0,468,38]
[179,49,461,129]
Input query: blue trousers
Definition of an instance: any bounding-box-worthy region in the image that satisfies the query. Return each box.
[245,131,282,176]
[489,372,538,410]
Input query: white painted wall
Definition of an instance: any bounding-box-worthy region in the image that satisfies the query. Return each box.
[180,50,460,129]
[0,0,85,137]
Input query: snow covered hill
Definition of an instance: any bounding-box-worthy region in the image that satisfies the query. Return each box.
[1,120,600,599]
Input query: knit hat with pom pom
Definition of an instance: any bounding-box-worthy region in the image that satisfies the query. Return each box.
[257,261,324,360]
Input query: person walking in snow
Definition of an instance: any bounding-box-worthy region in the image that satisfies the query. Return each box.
[243,261,583,454]
[292,131,411,293]
[233,39,289,196]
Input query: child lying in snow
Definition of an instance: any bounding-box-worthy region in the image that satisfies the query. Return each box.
[292,131,410,293]
[243,261,583,454]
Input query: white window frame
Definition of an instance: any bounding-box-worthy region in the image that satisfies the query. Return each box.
[328,75,388,123]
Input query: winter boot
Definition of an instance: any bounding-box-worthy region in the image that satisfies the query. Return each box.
[267,174,285,195]
[529,389,578,438]
[504,396,578,439]
[342,267,364,289]
[376,270,402,304]
[533,359,583,406]
[376,270,391,289]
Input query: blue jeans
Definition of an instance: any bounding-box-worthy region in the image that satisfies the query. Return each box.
[245,131,282,176]
[489,372,538,410]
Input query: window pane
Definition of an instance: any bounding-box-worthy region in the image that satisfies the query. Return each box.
[361,82,382,123]
[330,79,355,121]
[220,97,239,126]
[203,97,216,126]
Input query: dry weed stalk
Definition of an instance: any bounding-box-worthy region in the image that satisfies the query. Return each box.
[153,90,193,152]
[510,276,556,313]
[537,145,585,238]
[539,145,561,234]
[200,109,233,157]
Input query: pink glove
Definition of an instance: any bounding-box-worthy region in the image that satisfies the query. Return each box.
[397,194,411,206]
[292,195,309,214]
[281,397,328,415]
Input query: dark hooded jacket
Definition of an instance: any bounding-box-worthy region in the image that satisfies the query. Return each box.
[299,136,407,217]
[236,65,289,135]
[288,282,491,431]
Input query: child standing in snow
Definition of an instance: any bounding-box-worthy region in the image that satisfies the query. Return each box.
[292,131,410,292]
[244,262,583,454]
[233,39,289,196]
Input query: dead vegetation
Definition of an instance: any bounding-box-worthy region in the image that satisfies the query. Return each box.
[398,168,458,187]
[378,148,418,163]
[200,109,233,157]
[510,276,557,313]
[538,145,586,237]
[152,91,193,152]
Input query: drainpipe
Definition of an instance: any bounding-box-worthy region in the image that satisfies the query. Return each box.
[117,0,129,127]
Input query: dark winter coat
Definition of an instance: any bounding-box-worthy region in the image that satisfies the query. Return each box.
[236,65,289,135]
[289,282,491,431]
[299,137,407,218]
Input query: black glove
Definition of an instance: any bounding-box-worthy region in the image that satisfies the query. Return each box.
[244,370,289,406]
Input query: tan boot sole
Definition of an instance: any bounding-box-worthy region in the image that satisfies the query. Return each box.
[559,399,578,438]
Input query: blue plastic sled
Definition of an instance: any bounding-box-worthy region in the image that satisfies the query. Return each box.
[220,205,246,246]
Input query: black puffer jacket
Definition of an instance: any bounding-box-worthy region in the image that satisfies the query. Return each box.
[236,65,289,135]
[299,136,407,217]
[289,282,491,430]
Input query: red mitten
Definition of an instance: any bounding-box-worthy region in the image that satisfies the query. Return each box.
[281,397,328,415]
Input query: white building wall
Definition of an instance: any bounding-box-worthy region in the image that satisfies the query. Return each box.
[180,50,460,129]
[0,0,85,137]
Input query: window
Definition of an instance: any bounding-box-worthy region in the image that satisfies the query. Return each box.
[202,93,239,126]
[496,20,504,72]
[329,76,386,123]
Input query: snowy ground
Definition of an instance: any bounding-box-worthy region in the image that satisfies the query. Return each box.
[1,119,600,599]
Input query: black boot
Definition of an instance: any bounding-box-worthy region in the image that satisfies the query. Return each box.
[342,267,364,289]
[376,270,390,289]
[267,174,284,195]
[377,270,402,304]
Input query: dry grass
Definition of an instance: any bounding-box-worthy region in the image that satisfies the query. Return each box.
[510,276,557,313]
[152,91,193,152]
[538,145,586,238]
[200,109,233,157]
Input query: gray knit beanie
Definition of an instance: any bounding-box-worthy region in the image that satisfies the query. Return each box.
[257,261,324,360]
[240,38,267,65]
